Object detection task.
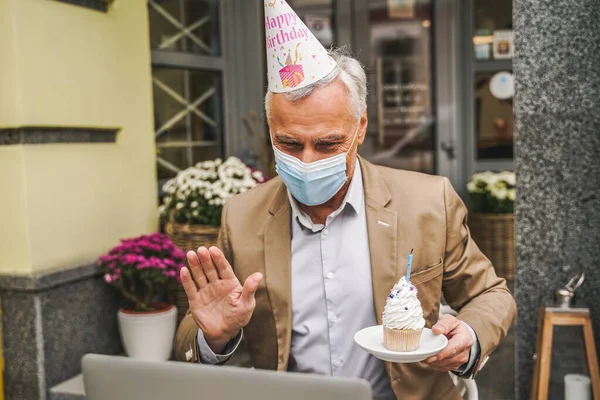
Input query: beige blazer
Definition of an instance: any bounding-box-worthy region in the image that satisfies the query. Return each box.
[175,158,516,400]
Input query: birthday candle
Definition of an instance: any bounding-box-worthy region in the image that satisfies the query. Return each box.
[406,249,414,282]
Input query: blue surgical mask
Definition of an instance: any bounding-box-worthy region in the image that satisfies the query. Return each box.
[272,128,358,206]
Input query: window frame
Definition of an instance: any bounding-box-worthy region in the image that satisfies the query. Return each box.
[149,0,226,183]
[149,0,267,190]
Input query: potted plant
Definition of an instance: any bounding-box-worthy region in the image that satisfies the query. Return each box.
[98,233,186,361]
[159,156,266,322]
[467,171,516,279]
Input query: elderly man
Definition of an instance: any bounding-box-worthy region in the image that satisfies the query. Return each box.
[175,2,515,399]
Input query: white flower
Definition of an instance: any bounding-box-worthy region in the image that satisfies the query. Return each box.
[492,187,508,201]
[467,181,477,193]
[252,171,264,181]
[468,170,516,195]
[162,180,177,194]
[507,189,516,201]
[486,175,500,188]
[467,179,487,194]
[158,157,263,222]
[502,172,516,186]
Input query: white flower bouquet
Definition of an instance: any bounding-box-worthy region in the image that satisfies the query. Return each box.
[159,157,266,226]
[467,171,515,214]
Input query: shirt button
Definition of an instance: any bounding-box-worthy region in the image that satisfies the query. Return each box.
[326,272,334,279]
[334,360,342,367]
[323,228,329,235]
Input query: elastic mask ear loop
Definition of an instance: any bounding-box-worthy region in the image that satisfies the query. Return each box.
[345,123,361,160]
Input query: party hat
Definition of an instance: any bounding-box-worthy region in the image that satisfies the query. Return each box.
[264,0,337,93]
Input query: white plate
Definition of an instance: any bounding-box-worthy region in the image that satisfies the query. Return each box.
[354,326,448,363]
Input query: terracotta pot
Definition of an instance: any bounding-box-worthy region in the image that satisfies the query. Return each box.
[117,304,177,361]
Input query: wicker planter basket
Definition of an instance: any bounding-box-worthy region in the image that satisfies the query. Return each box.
[468,213,515,280]
[164,220,220,323]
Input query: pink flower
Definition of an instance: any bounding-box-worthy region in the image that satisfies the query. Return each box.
[98,232,184,308]
[137,262,149,269]
[163,259,176,267]
[124,254,139,265]
[137,240,152,248]
[147,256,167,269]
[172,249,186,259]
[148,244,162,253]
[136,255,147,263]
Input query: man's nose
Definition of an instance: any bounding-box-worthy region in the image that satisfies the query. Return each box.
[298,149,321,164]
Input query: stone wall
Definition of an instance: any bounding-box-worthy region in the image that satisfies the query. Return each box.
[0,265,122,400]
[514,0,600,398]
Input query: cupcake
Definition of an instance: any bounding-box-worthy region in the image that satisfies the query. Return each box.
[382,277,425,351]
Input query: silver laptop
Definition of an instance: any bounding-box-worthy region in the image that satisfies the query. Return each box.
[82,354,372,400]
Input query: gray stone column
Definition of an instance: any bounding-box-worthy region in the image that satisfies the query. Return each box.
[514,1,600,399]
[0,265,122,400]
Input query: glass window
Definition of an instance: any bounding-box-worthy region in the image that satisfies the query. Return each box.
[473,0,513,61]
[148,0,225,186]
[471,0,514,160]
[153,67,223,180]
[474,0,512,32]
[148,0,220,56]
[474,71,514,159]
[270,1,436,174]
[366,0,435,174]
[287,0,335,47]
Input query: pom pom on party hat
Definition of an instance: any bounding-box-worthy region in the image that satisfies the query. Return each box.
[264,0,337,93]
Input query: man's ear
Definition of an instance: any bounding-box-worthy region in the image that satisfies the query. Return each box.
[357,109,368,145]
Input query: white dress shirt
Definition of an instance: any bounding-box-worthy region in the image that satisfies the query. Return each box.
[285,161,395,399]
[197,161,480,398]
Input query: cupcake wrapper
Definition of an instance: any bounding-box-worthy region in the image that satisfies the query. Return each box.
[383,327,423,352]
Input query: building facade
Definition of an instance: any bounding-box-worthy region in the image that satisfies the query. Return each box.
[148,0,515,195]
[0,1,531,400]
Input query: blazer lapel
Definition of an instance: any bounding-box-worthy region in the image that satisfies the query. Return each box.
[264,182,292,371]
[360,158,407,323]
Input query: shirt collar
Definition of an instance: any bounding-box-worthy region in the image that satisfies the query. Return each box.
[288,159,364,231]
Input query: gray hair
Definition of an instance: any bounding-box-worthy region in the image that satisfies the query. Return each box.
[264,46,367,121]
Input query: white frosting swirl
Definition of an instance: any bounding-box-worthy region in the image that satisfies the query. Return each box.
[382,277,425,330]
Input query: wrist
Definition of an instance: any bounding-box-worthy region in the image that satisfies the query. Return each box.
[205,330,239,354]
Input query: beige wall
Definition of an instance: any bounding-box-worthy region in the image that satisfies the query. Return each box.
[0,0,22,126]
[0,148,32,274]
[0,0,157,275]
